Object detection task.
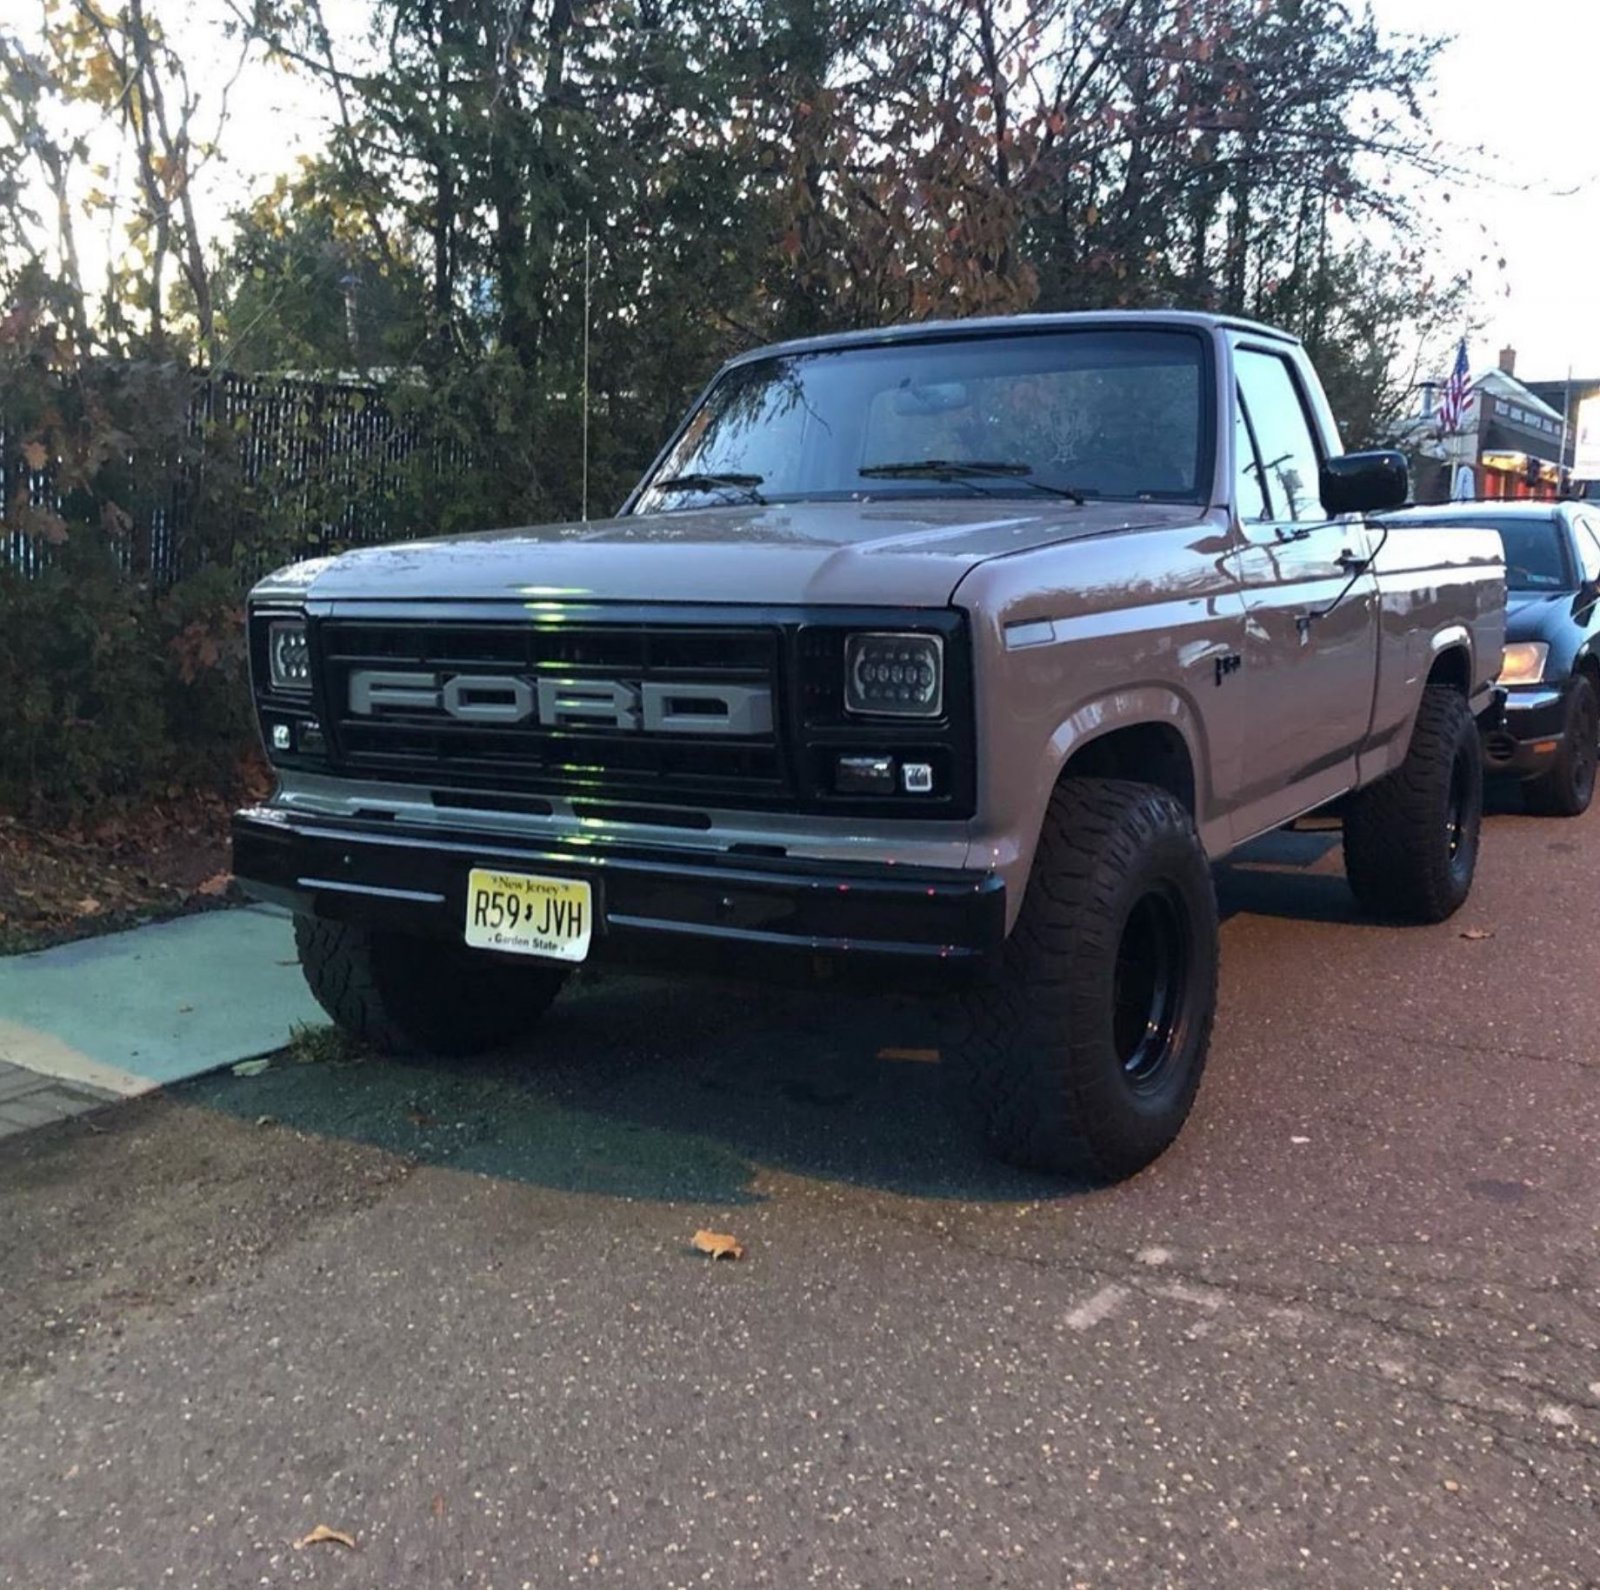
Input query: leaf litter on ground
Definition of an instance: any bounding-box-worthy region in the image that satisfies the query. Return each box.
[692,1229,746,1261]
[293,1524,357,1551]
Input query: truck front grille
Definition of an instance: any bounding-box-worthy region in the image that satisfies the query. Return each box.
[318,617,791,807]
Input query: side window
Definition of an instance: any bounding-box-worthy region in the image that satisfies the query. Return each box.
[1233,349,1324,522]
[1232,400,1273,521]
[1577,517,1600,582]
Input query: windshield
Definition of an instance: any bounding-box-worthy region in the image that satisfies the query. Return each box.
[1485,516,1571,591]
[632,329,1211,513]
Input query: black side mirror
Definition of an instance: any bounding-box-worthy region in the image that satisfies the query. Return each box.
[1320,450,1409,516]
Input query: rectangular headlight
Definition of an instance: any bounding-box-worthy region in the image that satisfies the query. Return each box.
[268,619,312,692]
[1497,642,1548,686]
[845,632,943,718]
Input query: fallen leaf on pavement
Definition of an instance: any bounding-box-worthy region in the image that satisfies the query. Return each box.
[232,1058,271,1077]
[877,1047,941,1064]
[692,1229,746,1261]
[194,871,232,897]
[1459,928,1494,941]
[293,1524,357,1551]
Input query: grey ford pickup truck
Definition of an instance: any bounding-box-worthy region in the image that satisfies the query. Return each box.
[234,311,1505,1181]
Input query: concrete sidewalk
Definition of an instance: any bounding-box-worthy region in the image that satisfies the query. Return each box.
[0,906,322,1137]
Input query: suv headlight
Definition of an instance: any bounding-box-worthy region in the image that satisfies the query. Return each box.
[268,619,312,691]
[844,632,944,718]
[1497,642,1548,686]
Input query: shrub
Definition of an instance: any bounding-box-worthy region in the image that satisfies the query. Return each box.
[0,541,254,816]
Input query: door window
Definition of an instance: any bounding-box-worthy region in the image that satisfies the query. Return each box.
[1233,403,1273,522]
[1234,349,1324,522]
[1575,515,1600,583]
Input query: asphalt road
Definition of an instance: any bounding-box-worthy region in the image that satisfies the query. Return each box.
[3,794,1599,1589]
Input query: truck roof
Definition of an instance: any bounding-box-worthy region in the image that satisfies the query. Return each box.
[723,309,1302,368]
[1382,501,1571,523]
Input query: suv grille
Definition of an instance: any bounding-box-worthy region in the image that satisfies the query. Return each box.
[319,618,790,805]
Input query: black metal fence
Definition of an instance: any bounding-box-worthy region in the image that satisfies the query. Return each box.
[2,368,467,588]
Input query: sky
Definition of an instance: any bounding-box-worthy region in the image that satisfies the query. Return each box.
[1372,0,1600,380]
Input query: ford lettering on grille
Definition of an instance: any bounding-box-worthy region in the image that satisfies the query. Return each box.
[347,668,773,736]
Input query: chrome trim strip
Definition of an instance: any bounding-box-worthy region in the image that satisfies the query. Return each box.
[604,913,975,958]
[1003,619,1057,650]
[296,877,448,904]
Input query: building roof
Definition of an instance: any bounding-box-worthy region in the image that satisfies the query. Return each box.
[1474,367,1564,424]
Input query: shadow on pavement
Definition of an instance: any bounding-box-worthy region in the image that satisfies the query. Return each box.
[179,970,1077,1207]
[178,788,1542,1208]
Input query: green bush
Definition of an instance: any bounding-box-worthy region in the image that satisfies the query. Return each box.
[0,539,254,817]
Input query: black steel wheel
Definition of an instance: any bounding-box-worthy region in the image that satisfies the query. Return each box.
[956,777,1218,1182]
[295,918,569,1056]
[1343,686,1483,923]
[1525,673,1599,818]
[1113,884,1193,1091]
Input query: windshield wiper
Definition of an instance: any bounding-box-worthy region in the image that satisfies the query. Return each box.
[649,471,766,503]
[858,459,1085,504]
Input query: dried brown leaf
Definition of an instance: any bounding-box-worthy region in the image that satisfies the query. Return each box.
[691,1229,745,1261]
[293,1524,357,1551]
[1459,928,1494,941]
[193,871,232,897]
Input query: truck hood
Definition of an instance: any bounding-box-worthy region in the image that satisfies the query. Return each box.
[270,499,1207,609]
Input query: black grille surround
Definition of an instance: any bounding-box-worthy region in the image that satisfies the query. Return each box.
[251,601,975,820]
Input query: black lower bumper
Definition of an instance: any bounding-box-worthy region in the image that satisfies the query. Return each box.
[232,806,1006,978]
[1482,684,1567,778]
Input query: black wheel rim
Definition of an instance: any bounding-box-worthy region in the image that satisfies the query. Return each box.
[1571,691,1598,803]
[1112,885,1190,1092]
[1445,750,1472,872]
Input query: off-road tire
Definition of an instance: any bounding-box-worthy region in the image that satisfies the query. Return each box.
[294,917,569,1056]
[1342,685,1481,923]
[1524,673,1599,818]
[955,778,1219,1183]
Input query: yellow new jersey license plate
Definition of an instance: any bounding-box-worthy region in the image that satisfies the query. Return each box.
[464,869,593,962]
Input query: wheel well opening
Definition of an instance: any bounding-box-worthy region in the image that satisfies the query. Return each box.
[1060,723,1197,814]
[1426,646,1471,694]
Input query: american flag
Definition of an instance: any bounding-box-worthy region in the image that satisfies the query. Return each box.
[1439,338,1472,434]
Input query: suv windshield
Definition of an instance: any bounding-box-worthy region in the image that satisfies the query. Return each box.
[633,329,1211,513]
[1484,516,1571,591]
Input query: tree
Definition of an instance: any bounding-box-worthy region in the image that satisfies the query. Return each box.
[213,164,427,374]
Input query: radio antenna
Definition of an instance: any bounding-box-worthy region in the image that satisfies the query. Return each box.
[581,220,592,522]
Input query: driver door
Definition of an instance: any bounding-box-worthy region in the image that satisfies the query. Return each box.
[1225,344,1381,839]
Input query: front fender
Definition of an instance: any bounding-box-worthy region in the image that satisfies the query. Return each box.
[965,681,1222,932]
